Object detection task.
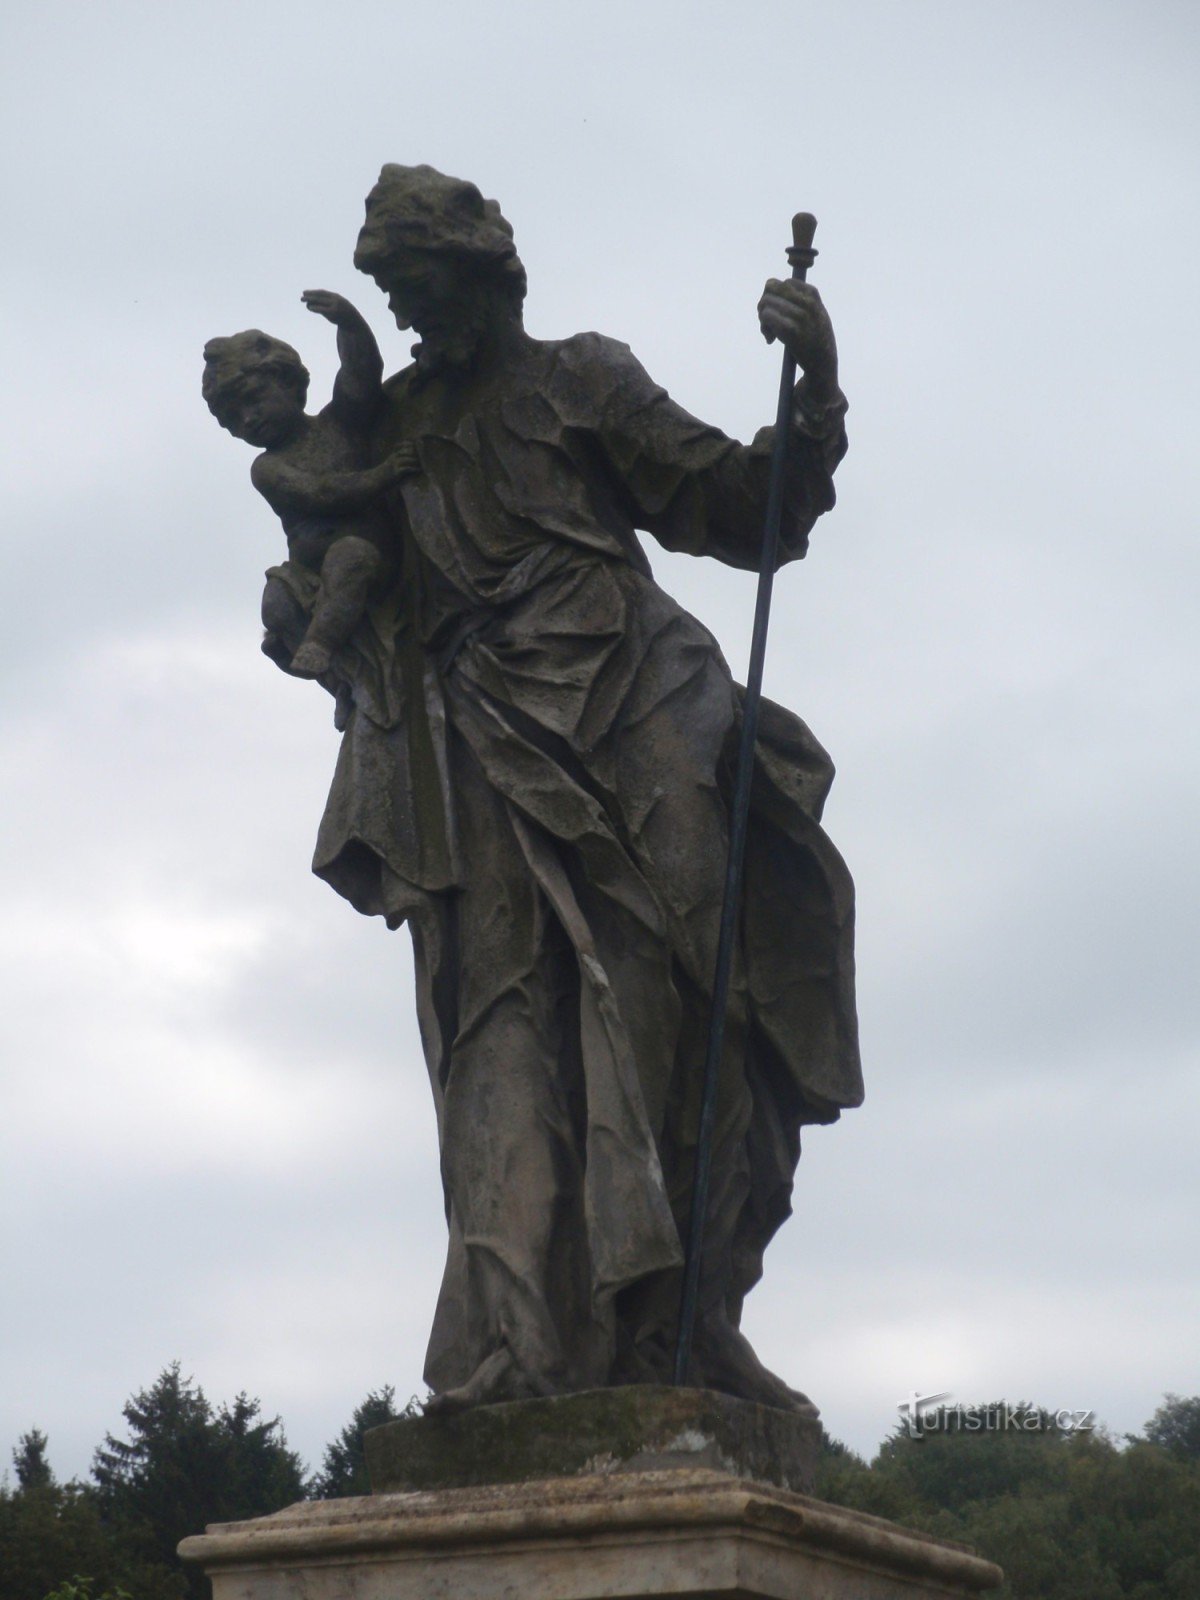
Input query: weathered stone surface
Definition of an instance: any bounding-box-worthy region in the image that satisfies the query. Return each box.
[179,1469,1003,1599]
[202,165,862,1414]
[365,1385,821,1495]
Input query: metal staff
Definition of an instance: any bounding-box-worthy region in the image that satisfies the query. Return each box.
[674,212,819,1386]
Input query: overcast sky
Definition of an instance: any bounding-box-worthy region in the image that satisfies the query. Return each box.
[2,0,1197,1484]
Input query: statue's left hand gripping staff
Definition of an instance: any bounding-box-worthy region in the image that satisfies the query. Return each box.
[675,214,821,1386]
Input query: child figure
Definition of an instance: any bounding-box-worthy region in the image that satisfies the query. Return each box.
[202,290,416,677]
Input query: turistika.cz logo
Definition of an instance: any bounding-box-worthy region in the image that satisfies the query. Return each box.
[896,1392,1096,1441]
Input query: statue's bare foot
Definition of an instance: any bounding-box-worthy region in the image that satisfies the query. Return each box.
[289,640,333,678]
[423,1348,547,1415]
[695,1318,819,1419]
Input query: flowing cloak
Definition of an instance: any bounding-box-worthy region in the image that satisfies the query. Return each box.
[289,331,863,1395]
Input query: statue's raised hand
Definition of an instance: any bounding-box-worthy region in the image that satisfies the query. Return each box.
[302,288,353,324]
[758,279,838,401]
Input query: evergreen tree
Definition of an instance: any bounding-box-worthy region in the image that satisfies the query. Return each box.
[8,1380,1200,1600]
[91,1364,308,1600]
[313,1385,401,1499]
[11,1430,54,1493]
[91,1362,219,1590]
[215,1391,308,1516]
[0,1472,131,1600]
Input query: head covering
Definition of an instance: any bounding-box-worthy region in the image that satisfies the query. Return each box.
[354,164,526,305]
[201,330,309,417]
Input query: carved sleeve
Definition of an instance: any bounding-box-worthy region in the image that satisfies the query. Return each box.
[577,335,847,571]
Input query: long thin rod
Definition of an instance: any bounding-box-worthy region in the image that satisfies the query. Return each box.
[673,214,817,1387]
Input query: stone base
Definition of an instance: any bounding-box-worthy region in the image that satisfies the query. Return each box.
[179,1469,1002,1598]
[365,1386,820,1495]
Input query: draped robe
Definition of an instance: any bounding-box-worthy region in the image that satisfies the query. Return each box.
[270,330,862,1401]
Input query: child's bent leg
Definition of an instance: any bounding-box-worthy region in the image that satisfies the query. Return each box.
[262,571,311,669]
[290,536,382,677]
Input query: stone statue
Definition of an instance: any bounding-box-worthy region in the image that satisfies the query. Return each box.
[202,295,419,679]
[203,164,862,1418]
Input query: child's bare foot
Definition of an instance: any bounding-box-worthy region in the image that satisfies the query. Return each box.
[289,640,333,678]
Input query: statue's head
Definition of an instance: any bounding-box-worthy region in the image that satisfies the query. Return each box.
[354,165,526,351]
[202,331,310,448]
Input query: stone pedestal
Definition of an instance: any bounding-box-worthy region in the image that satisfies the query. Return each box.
[179,1389,1002,1599]
[179,1471,1001,1599]
[365,1385,821,1495]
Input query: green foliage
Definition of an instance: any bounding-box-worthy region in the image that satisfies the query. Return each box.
[12,1431,54,1493]
[7,1382,1200,1600]
[1142,1394,1200,1464]
[818,1396,1200,1600]
[0,1367,320,1600]
[815,1429,921,1524]
[91,1364,308,1600]
[0,1479,122,1600]
[42,1580,132,1600]
[311,1385,401,1499]
[213,1391,311,1521]
[874,1403,1073,1515]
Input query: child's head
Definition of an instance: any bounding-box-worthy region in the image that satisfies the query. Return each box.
[202,331,310,447]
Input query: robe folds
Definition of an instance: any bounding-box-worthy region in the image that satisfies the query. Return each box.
[291,331,862,1400]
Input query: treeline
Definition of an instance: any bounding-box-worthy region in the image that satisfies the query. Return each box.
[815,1396,1200,1599]
[3,1374,1198,1600]
[0,1365,403,1600]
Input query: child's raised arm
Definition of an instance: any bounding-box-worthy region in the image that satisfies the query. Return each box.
[302,290,385,421]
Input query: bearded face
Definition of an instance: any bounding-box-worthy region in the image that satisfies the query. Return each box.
[354,165,526,372]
